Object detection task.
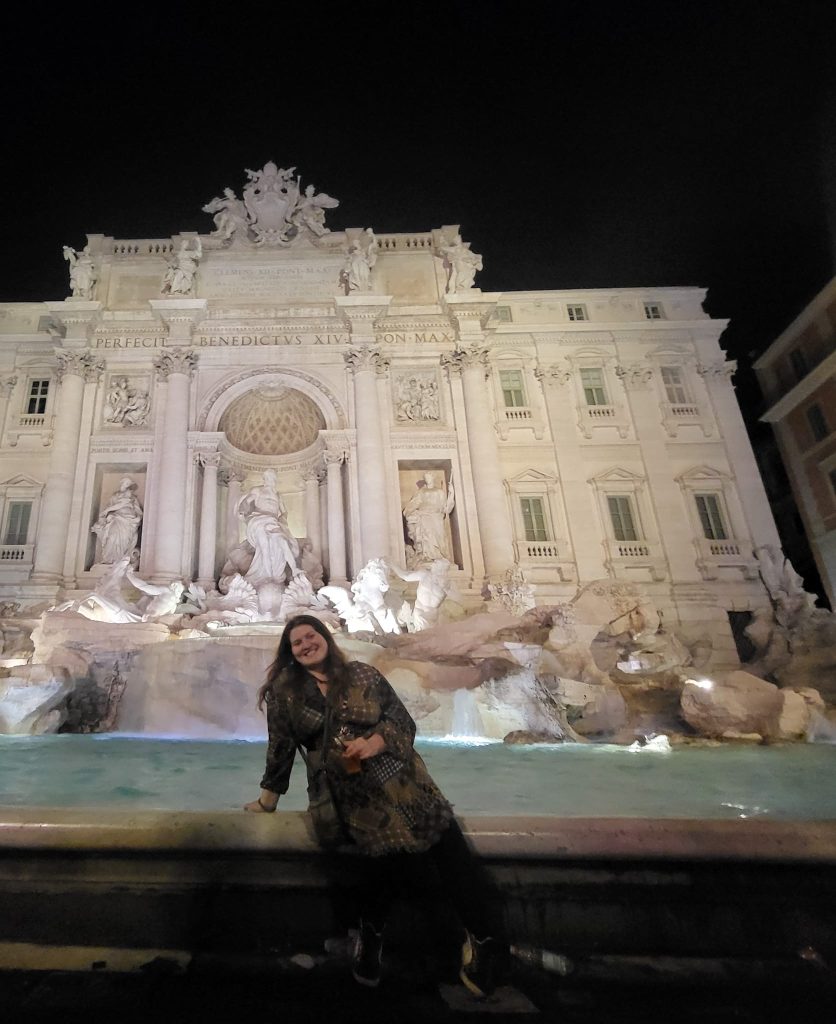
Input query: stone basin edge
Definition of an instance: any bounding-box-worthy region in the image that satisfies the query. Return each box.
[1,808,836,862]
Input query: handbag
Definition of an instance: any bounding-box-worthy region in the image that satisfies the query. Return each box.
[296,702,352,850]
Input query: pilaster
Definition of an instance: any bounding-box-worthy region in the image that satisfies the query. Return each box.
[442,344,515,578]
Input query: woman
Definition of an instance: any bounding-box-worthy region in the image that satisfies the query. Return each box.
[245,614,503,996]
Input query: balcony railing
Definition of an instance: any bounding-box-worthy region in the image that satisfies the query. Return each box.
[18,414,46,428]
[515,540,562,560]
[579,403,631,439]
[664,402,700,418]
[585,404,616,421]
[612,541,651,558]
[604,538,666,581]
[505,406,533,423]
[0,544,33,563]
[112,240,175,256]
[695,537,758,579]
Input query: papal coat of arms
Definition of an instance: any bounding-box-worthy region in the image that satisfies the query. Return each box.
[202,162,339,247]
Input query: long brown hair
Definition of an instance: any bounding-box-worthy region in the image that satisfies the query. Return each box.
[257,614,350,711]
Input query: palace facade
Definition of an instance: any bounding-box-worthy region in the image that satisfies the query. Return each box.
[0,165,781,669]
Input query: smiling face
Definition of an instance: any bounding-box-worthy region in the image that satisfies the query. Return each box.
[289,622,329,672]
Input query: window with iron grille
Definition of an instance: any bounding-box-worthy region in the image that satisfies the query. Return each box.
[643,302,664,320]
[567,304,587,321]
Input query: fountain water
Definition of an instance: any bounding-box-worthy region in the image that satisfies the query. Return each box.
[448,688,487,741]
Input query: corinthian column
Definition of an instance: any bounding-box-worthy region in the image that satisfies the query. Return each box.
[442,346,514,577]
[344,347,391,563]
[150,348,198,581]
[196,450,221,588]
[32,351,105,583]
[323,447,348,588]
[301,463,323,558]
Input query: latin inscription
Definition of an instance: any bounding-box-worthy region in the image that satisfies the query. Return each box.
[375,332,456,345]
[200,262,344,300]
[196,333,348,346]
[94,336,166,349]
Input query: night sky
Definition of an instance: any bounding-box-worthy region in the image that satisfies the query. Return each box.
[3,2,834,410]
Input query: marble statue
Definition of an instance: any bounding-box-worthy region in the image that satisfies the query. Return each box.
[202,188,249,241]
[291,183,339,236]
[320,559,401,634]
[92,478,143,564]
[390,558,456,631]
[236,470,302,587]
[299,539,325,590]
[439,235,483,293]
[161,237,202,296]
[104,376,151,427]
[343,229,379,292]
[125,568,186,620]
[57,556,142,623]
[403,472,455,567]
[62,244,97,299]
[51,557,181,624]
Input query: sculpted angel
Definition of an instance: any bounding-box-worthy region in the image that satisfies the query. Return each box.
[202,188,248,241]
[291,183,339,236]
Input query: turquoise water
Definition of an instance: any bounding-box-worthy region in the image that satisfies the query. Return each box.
[1,735,836,819]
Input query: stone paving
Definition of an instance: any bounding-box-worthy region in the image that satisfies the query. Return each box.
[1,951,834,1024]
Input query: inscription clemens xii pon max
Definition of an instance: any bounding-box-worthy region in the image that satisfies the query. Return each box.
[93,331,457,349]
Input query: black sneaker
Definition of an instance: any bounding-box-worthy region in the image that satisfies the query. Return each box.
[352,921,383,988]
[460,930,498,999]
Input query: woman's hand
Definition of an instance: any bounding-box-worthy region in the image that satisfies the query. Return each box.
[244,791,278,813]
[342,734,386,760]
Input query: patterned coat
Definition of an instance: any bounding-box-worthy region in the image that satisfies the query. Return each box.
[260,661,454,856]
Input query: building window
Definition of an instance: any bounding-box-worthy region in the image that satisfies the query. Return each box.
[643,302,664,320]
[492,305,512,322]
[26,379,49,416]
[660,366,689,404]
[567,304,588,322]
[790,348,808,382]
[807,403,830,444]
[580,367,608,406]
[499,369,526,408]
[607,495,639,542]
[520,497,549,542]
[694,493,728,541]
[4,501,31,545]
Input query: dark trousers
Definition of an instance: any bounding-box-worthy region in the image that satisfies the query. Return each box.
[354,819,502,940]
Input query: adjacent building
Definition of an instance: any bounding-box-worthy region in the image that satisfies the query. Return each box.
[754,276,836,607]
